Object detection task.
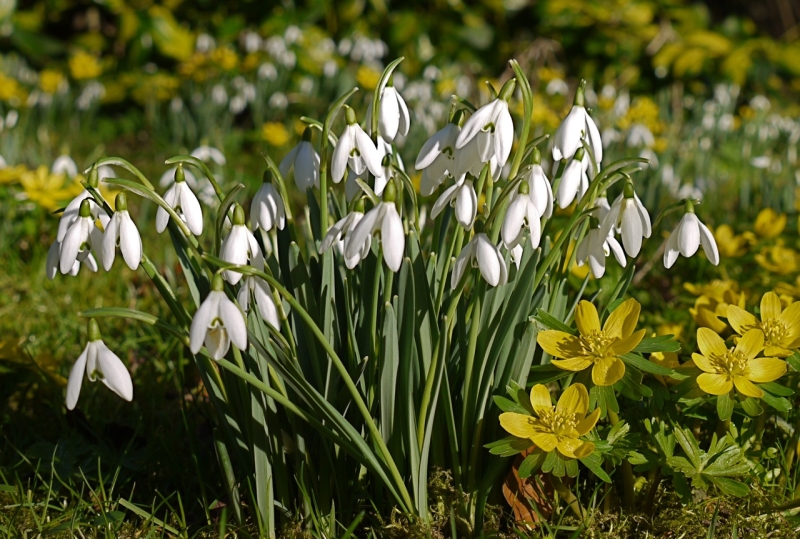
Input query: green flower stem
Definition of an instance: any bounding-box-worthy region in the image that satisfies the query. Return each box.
[507,59,533,182]
[434,226,464,316]
[91,156,155,191]
[551,475,586,519]
[461,293,482,477]
[608,410,635,510]
[370,246,384,361]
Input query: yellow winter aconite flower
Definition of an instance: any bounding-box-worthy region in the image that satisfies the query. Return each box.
[686,280,745,333]
[692,328,786,398]
[755,242,799,275]
[538,299,646,386]
[754,208,786,238]
[727,292,800,357]
[775,276,800,300]
[19,166,83,211]
[356,65,380,90]
[0,165,28,184]
[499,384,600,459]
[69,51,103,80]
[39,70,65,94]
[714,224,751,257]
[261,122,291,147]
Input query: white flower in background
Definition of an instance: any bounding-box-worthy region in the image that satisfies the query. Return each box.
[192,145,226,165]
[220,204,264,285]
[238,276,280,330]
[46,238,98,279]
[575,219,626,279]
[452,232,508,289]
[627,124,654,148]
[102,192,142,271]
[601,184,652,258]
[279,129,320,190]
[344,184,405,272]
[430,176,477,229]
[157,165,204,236]
[251,178,286,232]
[52,155,78,178]
[664,202,719,269]
[552,82,603,163]
[416,120,461,196]
[455,79,515,168]
[60,199,104,274]
[521,149,553,218]
[331,106,383,183]
[190,275,248,360]
[258,62,278,81]
[66,319,133,410]
[320,204,370,269]
[196,33,216,53]
[376,82,410,142]
[556,147,589,209]
[502,182,541,249]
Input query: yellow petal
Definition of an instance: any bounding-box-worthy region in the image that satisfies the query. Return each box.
[499,412,536,439]
[572,440,595,459]
[761,292,783,321]
[576,407,601,436]
[745,357,787,383]
[530,432,558,452]
[733,376,764,398]
[551,356,594,372]
[603,298,641,339]
[592,356,625,386]
[727,305,758,335]
[697,327,728,358]
[556,437,585,459]
[691,353,717,374]
[735,329,765,360]
[557,384,589,416]
[612,328,646,356]
[764,345,793,358]
[777,302,800,332]
[575,301,601,335]
[529,384,553,416]
[537,330,584,359]
[697,373,733,395]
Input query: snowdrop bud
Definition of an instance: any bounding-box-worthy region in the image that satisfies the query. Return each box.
[663,200,720,269]
[102,192,143,271]
[251,173,286,232]
[378,78,410,142]
[430,175,477,229]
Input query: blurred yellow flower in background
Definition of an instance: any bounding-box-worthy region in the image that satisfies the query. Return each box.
[261,122,291,147]
[755,242,799,275]
[69,51,103,80]
[39,70,65,94]
[687,280,745,333]
[0,73,28,104]
[19,166,83,211]
[356,65,380,90]
[754,208,787,238]
[0,165,29,184]
[714,224,751,257]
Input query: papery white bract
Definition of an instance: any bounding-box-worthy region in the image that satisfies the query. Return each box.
[452,233,508,289]
[279,138,320,190]
[238,276,280,330]
[664,208,720,268]
[331,108,383,183]
[220,205,264,285]
[190,288,248,360]
[416,122,460,196]
[251,180,286,231]
[157,168,204,235]
[552,84,603,163]
[344,201,405,272]
[602,189,652,258]
[455,96,514,168]
[66,320,133,410]
[102,193,142,271]
[430,176,477,229]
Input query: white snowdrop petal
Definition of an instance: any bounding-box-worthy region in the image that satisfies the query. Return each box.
[607,236,627,267]
[621,205,643,257]
[454,181,477,228]
[95,341,133,402]
[279,144,299,178]
[584,111,603,163]
[381,205,405,272]
[557,160,582,209]
[101,215,120,271]
[331,128,352,183]
[663,231,680,269]
[502,195,527,248]
[396,90,410,137]
[295,143,320,190]
[344,206,380,260]
[180,185,204,235]
[253,278,280,329]
[456,103,496,150]
[379,88,400,141]
[66,346,89,410]
[219,298,248,351]
[698,220,720,265]
[430,183,459,220]
[677,214,701,258]
[355,126,384,178]
[205,326,230,360]
[57,191,91,241]
[552,106,585,161]
[119,214,142,270]
[494,103,514,168]
[451,242,474,290]
[475,236,502,286]
[46,241,61,280]
[190,292,221,354]
[416,124,457,169]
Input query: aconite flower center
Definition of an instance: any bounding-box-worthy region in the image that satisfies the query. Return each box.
[716,348,749,376]
[580,330,615,360]
[540,408,577,437]
[761,318,787,346]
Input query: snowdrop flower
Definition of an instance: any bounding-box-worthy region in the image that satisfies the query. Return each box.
[556,147,589,209]
[52,155,78,178]
[320,201,370,269]
[66,319,133,410]
[552,81,603,163]
[415,119,461,196]
[601,182,652,258]
[220,204,264,285]
[376,81,410,142]
[251,175,286,232]
[346,140,395,201]
[509,244,524,271]
[102,193,142,271]
[521,149,553,218]
[156,165,203,235]
[664,201,719,269]
[46,238,98,279]
[57,166,103,241]
[190,274,248,360]
[502,182,541,249]
[331,106,383,184]
[279,128,320,190]
[430,175,477,229]
[453,134,500,179]
[455,79,515,169]
[60,199,103,274]
[344,183,405,271]
[592,194,612,223]
[192,145,226,165]
[452,232,508,289]
[575,218,626,279]
[238,276,280,330]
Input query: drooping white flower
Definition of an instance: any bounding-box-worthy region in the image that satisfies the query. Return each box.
[57,166,107,242]
[190,276,248,360]
[502,183,541,249]
[663,204,719,268]
[60,199,104,274]
[66,319,133,410]
[102,193,142,271]
[376,84,410,142]
[156,165,204,235]
[451,232,508,289]
[279,129,320,190]
[344,184,405,271]
[52,155,78,178]
[601,185,652,258]
[416,121,461,196]
[520,150,553,218]
[430,176,477,229]
[552,82,603,163]
[509,244,524,271]
[47,239,98,279]
[345,138,394,201]
[455,80,515,169]
[556,147,589,209]
[220,204,264,285]
[191,145,226,165]
[238,276,280,330]
[575,219,626,278]
[452,135,500,179]
[331,106,383,184]
[320,205,370,269]
[251,178,286,232]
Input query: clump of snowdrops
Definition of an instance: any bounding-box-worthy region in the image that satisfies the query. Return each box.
[46,57,799,535]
